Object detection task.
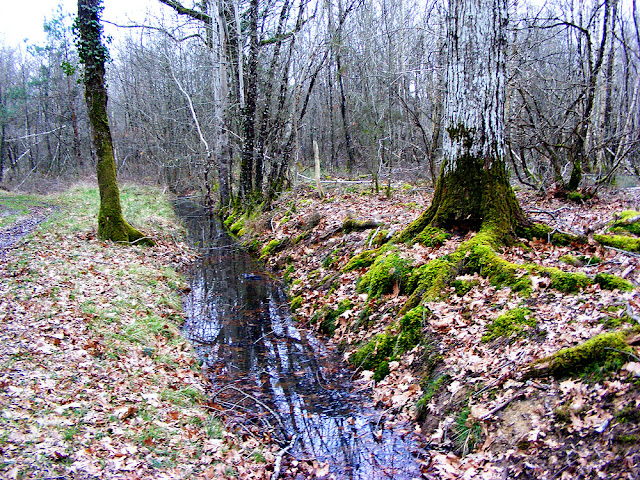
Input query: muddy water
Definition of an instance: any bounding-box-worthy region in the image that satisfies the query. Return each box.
[176,200,424,479]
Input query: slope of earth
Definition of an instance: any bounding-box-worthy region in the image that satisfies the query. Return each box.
[0,184,268,479]
[241,183,640,479]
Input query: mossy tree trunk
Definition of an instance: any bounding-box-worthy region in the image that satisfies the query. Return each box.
[401,0,526,243]
[77,0,150,244]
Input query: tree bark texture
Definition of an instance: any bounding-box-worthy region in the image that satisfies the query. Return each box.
[77,0,149,244]
[404,0,525,240]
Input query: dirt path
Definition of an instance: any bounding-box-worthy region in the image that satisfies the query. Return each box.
[0,203,55,254]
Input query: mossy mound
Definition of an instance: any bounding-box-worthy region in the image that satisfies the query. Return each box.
[609,210,640,236]
[343,248,380,272]
[260,238,283,259]
[525,330,635,379]
[559,254,601,267]
[350,306,426,381]
[516,223,586,246]
[358,250,413,298]
[595,234,640,252]
[414,226,451,248]
[594,273,634,292]
[289,295,303,311]
[451,278,479,296]
[545,269,591,293]
[482,307,537,342]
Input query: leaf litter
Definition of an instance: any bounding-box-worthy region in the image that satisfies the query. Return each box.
[0,186,273,479]
[250,184,640,479]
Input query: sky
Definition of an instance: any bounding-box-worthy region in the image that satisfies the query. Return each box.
[0,0,167,49]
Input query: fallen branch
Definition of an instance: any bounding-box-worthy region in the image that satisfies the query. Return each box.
[626,303,640,326]
[271,434,298,480]
[601,245,640,258]
[478,389,526,420]
[212,385,288,436]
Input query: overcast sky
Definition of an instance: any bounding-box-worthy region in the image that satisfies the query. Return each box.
[0,0,166,49]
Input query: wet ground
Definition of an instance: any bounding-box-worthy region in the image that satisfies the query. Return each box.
[175,200,426,479]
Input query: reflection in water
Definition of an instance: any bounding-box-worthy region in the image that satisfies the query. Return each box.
[176,200,423,479]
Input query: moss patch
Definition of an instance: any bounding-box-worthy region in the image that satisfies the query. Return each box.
[259,238,285,259]
[414,226,451,248]
[609,210,640,236]
[595,273,634,292]
[525,330,635,379]
[290,296,303,311]
[482,307,537,342]
[350,306,427,380]
[343,248,380,272]
[358,250,413,298]
[318,299,352,336]
[594,234,640,252]
[545,269,592,293]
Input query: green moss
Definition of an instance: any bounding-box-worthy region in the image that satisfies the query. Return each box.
[358,251,413,298]
[414,226,451,248]
[290,296,303,311]
[319,299,352,336]
[609,210,640,235]
[350,332,395,372]
[342,248,379,272]
[546,269,592,293]
[482,307,537,342]
[614,434,640,445]
[517,223,585,246]
[374,361,390,382]
[321,249,340,268]
[367,229,391,247]
[526,330,634,379]
[595,234,640,252]
[415,374,450,421]
[451,279,479,296]
[554,406,572,424]
[595,273,634,292]
[615,405,640,423]
[259,238,284,259]
[517,222,552,240]
[567,191,585,202]
[229,218,245,236]
[343,218,380,233]
[350,306,427,378]
[559,254,581,267]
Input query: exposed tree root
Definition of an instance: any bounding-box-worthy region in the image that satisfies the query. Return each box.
[523,329,640,379]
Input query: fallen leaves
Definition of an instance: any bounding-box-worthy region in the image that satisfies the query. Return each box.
[0,187,269,480]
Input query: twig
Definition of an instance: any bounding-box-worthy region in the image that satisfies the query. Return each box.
[212,385,288,435]
[601,245,640,258]
[478,389,526,420]
[271,434,298,480]
[625,303,640,326]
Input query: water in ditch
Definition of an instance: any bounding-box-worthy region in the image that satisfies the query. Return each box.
[176,200,425,479]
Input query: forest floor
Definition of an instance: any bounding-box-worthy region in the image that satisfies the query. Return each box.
[243,181,640,479]
[0,184,269,480]
[2,181,640,479]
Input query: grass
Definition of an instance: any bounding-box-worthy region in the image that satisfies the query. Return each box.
[0,183,244,478]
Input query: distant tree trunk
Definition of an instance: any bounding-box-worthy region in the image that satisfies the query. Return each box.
[401,0,526,242]
[77,0,151,244]
[239,0,259,203]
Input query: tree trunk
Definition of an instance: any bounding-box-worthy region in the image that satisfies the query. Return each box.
[402,0,525,242]
[240,0,259,203]
[77,0,151,244]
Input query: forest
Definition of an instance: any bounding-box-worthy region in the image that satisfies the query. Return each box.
[1,0,640,479]
[0,0,638,200]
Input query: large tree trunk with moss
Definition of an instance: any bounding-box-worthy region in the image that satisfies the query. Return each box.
[401,0,525,242]
[77,0,150,244]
